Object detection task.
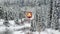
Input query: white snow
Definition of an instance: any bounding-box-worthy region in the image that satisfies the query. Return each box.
[0,19,4,25]
[0,26,6,32]
[24,23,31,27]
[33,29,60,34]
[9,20,15,26]
[0,20,60,34]
[13,31,25,34]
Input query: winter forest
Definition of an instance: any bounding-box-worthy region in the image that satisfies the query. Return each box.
[0,0,60,34]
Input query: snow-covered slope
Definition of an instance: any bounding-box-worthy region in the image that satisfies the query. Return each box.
[33,29,60,34]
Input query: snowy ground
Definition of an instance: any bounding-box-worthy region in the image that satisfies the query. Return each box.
[12,28,60,34]
[0,26,60,34]
[0,23,31,34]
[0,20,60,34]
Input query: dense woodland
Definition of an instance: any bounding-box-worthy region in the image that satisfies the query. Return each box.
[0,0,60,32]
